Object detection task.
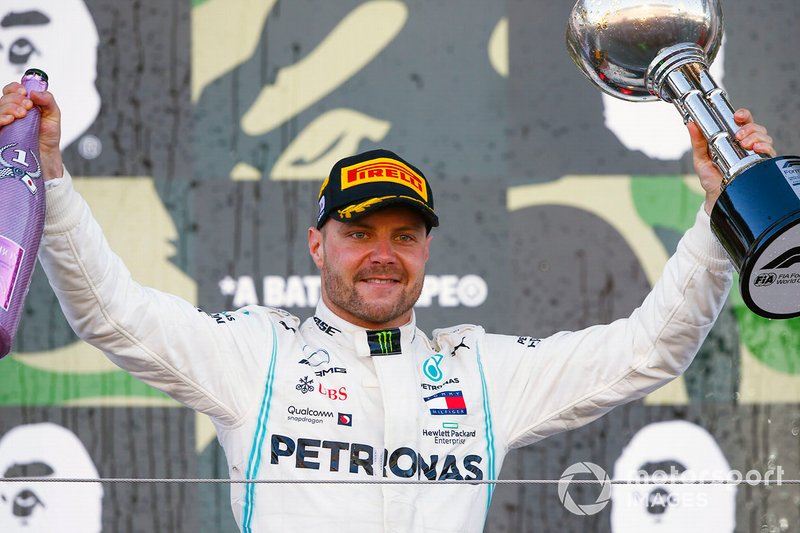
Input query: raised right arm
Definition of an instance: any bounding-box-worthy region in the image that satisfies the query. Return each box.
[1,82,278,425]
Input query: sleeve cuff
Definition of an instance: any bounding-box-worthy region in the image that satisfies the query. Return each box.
[44,166,85,234]
[680,205,733,272]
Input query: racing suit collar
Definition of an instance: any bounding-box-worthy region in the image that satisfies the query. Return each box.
[312,299,419,358]
[310,300,424,525]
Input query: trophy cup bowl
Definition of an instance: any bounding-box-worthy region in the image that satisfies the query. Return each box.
[566,0,723,101]
[567,0,800,319]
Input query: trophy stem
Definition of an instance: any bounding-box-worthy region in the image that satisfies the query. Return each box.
[647,44,765,187]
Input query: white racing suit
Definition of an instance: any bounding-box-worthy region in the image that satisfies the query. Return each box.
[38,169,733,532]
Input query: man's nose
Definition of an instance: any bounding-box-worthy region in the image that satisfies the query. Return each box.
[369,237,397,263]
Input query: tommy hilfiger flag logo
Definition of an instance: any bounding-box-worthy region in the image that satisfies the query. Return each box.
[423,390,467,415]
[367,328,401,356]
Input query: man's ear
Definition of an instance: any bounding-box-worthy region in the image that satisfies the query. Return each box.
[308,226,324,268]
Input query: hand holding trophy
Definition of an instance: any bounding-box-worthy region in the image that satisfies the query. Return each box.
[566,0,800,319]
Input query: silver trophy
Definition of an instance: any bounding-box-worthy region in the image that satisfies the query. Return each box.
[567,0,800,319]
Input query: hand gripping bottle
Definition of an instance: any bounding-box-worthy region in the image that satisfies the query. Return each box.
[0,68,48,358]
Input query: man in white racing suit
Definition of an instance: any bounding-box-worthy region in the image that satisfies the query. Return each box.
[0,81,776,532]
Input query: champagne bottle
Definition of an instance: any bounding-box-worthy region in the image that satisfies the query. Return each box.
[0,68,49,358]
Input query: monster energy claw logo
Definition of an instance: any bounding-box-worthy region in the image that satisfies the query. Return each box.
[377,331,392,353]
[367,328,401,356]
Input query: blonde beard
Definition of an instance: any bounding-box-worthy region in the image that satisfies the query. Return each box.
[320,265,424,326]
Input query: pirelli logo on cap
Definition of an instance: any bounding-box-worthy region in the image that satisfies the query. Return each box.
[340,158,428,201]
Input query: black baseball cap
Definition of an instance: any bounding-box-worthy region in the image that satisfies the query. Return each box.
[316,149,439,230]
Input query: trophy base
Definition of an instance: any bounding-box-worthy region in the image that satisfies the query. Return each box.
[711,155,800,319]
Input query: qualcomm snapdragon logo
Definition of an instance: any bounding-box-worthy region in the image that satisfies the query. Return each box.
[558,462,611,516]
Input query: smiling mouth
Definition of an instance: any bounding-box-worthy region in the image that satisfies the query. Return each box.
[361,278,400,284]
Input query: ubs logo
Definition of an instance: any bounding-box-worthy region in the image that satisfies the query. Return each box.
[318,383,348,401]
[296,376,314,394]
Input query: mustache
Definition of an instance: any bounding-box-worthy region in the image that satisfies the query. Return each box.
[355,267,405,281]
